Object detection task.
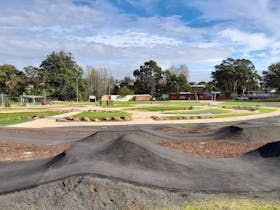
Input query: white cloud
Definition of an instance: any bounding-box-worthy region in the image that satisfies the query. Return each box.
[84,31,182,47]
[217,28,272,51]
[4,0,279,81]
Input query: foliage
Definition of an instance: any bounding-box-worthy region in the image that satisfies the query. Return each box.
[133,60,163,98]
[161,70,190,93]
[118,86,134,97]
[39,51,85,100]
[212,58,260,96]
[85,66,115,99]
[263,62,280,91]
[167,64,189,80]
[133,61,190,98]
[0,64,27,97]
[24,66,45,95]
[0,110,66,126]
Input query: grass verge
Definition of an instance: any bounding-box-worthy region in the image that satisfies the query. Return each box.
[257,107,277,113]
[220,101,280,107]
[163,109,231,115]
[0,111,66,126]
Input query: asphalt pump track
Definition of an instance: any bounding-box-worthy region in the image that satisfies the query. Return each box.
[0,122,279,195]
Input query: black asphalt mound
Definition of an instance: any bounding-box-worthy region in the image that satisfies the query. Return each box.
[243,141,280,158]
[0,127,279,195]
[141,122,280,142]
[0,127,92,144]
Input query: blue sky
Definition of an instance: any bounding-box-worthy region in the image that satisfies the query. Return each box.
[1,0,280,82]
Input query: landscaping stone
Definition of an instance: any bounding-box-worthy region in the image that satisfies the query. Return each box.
[81,117,90,122]
[66,116,74,121]
[56,118,68,122]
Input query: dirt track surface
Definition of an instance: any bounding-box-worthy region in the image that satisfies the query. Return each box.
[0,127,93,145]
[159,141,266,158]
[0,122,279,196]
[7,106,280,128]
[0,141,70,161]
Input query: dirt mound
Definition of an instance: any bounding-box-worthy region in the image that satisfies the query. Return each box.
[0,129,279,195]
[217,123,280,142]
[244,141,280,158]
[135,123,280,143]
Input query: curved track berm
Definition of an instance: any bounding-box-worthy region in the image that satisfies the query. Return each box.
[0,122,279,195]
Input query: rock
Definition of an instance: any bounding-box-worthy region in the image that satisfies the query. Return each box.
[56,118,67,122]
[112,117,122,121]
[66,116,74,121]
[81,117,90,122]
[73,118,80,122]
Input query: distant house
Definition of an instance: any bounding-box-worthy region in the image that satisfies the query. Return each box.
[169,92,231,101]
[89,95,96,102]
[101,94,152,102]
[134,94,152,101]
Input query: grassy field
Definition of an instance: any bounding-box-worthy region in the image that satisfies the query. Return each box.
[0,111,66,126]
[73,111,131,120]
[103,101,205,108]
[257,107,278,113]
[126,106,189,112]
[163,109,231,115]
[221,101,280,107]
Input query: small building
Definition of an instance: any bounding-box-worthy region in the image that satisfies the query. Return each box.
[101,94,152,102]
[134,94,152,101]
[89,95,96,102]
[101,95,110,101]
[169,92,231,101]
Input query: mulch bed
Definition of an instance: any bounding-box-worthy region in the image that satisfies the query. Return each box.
[159,141,266,158]
[0,141,71,162]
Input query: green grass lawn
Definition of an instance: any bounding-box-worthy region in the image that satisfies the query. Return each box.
[220,101,280,107]
[163,108,231,115]
[125,106,190,112]
[0,111,66,126]
[214,113,254,118]
[257,107,278,113]
[73,111,131,120]
[105,101,205,108]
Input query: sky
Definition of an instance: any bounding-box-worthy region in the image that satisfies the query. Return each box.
[1,0,280,82]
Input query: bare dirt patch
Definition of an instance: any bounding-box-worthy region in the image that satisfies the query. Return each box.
[0,141,70,162]
[159,141,266,158]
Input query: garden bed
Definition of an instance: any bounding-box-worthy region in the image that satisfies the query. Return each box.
[57,110,131,122]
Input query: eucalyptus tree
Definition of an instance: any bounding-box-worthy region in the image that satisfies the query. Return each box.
[212,58,260,97]
[263,62,280,91]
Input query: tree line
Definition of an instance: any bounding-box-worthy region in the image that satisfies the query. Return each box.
[1,50,280,101]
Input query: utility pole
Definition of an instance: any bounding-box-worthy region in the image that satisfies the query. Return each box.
[76,77,79,102]
[1,94,3,107]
